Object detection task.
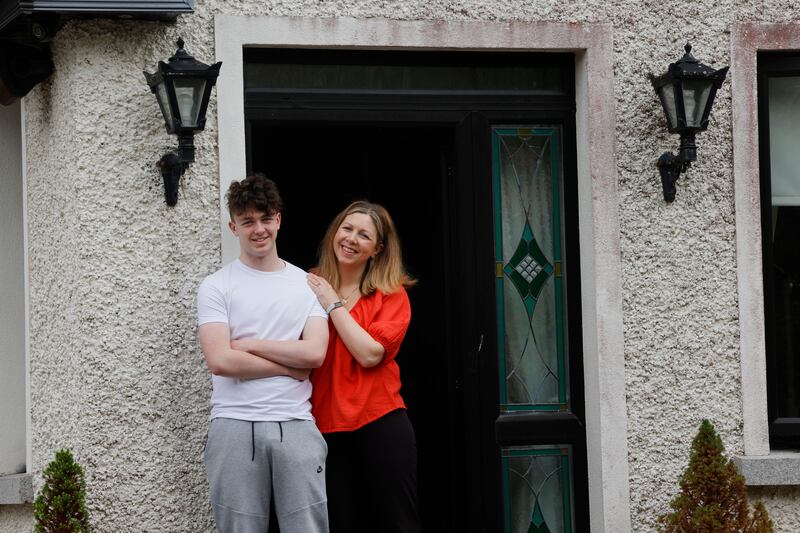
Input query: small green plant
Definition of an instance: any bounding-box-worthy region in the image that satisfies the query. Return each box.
[33,448,92,533]
[658,419,774,533]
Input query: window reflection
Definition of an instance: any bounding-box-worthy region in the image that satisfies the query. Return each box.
[770,206,800,418]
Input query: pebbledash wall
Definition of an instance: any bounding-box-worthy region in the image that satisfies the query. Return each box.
[3,0,800,531]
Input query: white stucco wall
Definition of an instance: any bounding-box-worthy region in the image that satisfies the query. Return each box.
[0,504,33,532]
[23,22,220,531]
[16,0,800,531]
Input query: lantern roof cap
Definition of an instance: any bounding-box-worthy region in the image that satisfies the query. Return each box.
[160,37,218,74]
[650,43,729,89]
[669,43,723,77]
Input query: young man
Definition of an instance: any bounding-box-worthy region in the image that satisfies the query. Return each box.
[197,174,329,533]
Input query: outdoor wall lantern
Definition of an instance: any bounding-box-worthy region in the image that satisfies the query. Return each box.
[144,38,221,206]
[650,43,728,202]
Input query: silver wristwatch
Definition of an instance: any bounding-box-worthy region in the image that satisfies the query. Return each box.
[325,300,344,314]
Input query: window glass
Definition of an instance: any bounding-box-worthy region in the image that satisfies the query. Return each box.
[244,49,566,93]
[768,76,800,422]
[760,54,800,447]
[0,101,26,476]
[769,76,800,205]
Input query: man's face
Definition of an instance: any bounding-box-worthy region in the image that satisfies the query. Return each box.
[228,208,281,261]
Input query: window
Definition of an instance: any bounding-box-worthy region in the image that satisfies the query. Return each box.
[0,98,29,504]
[758,52,800,449]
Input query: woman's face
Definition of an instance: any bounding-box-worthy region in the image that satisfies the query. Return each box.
[333,212,382,268]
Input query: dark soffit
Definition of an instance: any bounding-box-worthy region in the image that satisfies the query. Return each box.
[0,0,194,36]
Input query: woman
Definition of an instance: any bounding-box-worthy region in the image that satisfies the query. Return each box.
[307,200,421,533]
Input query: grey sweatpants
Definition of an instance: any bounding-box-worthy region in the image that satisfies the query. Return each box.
[204,417,329,533]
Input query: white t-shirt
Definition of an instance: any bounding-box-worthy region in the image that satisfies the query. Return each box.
[197,259,327,422]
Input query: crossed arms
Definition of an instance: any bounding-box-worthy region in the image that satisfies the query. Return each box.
[198,316,329,380]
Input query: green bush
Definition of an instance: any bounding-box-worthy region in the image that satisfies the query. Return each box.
[658,419,773,533]
[33,449,92,533]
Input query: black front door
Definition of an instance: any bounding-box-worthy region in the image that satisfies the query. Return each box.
[245,48,587,532]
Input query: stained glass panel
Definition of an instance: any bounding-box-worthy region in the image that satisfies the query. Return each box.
[502,446,574,533]
[493,127,567,411]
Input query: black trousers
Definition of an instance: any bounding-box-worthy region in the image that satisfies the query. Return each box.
[323,408,422,533]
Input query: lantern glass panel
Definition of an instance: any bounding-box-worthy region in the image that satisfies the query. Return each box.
[154,80,175,131]
[682,79,713,128]
[658,83,678,130]
[173,78,207,128]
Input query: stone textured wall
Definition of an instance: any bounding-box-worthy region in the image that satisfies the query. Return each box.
[749,487,800,533]
[0,504,33,532]
[20,0,800,531]
[24,18,221,532]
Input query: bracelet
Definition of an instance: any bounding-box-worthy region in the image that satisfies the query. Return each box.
[325,300,344,314]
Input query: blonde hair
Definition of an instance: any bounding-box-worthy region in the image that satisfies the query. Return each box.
[315,200,416,295]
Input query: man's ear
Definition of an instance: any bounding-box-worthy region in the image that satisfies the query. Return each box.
[275,212,282,229]
[228,219,237,235]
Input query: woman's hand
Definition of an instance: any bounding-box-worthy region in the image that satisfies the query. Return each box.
[307,273,339,310]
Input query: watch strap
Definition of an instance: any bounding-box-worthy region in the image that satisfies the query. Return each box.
[325,300,344,314]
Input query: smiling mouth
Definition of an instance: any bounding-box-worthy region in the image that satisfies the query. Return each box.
[340,244,357,255]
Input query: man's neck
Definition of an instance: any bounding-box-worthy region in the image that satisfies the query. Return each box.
[239,251,284,272]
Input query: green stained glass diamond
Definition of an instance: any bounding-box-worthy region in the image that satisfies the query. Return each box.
[527,500,551,533]
[503,221,554,319]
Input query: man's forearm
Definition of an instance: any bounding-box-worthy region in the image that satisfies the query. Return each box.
[199,322,310,381]
[207,347,301,379]
[232,338,326,369]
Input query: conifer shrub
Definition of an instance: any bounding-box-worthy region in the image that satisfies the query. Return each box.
[658,419,774,533]
[33,448,92,533]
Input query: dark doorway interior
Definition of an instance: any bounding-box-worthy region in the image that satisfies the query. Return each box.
[243,49,585,531]
[250,124,457,531]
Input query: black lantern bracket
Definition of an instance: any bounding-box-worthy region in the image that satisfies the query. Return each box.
[144,38,221,206]
[656,133,696,203]
[650,43,728,202]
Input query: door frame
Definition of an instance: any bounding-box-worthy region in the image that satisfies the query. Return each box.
[215,15,629,532]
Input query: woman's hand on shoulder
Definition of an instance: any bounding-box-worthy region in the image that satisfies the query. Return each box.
[307,273,339,310]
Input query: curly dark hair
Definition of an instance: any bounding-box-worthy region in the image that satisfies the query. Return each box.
[226,174,283,219]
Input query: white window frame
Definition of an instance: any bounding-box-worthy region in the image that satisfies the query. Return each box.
[214,15,630,531]
[731,22,800,485]
[0,99,33,505]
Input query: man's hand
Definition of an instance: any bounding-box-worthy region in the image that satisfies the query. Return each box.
[287,367,311,381]
[231,338,254,353]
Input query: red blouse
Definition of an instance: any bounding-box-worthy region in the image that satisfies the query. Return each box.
[311,288,411,433]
